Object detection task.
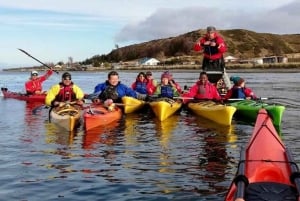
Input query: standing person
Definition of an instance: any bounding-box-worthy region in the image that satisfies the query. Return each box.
[194,26,227,71]
[25,69,54,95]
[91,71,137,103]
[45,72,84,107]
[182,71,221,103]
[223,76,257,100]
[145,71,157,95]
[153,72,180,98]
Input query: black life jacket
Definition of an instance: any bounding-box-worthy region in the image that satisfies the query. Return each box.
[99,81,119,101]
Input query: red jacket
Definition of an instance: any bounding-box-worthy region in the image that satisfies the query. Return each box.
[182,80,221,103]
[194,33,227,60]
[25,69,53,94]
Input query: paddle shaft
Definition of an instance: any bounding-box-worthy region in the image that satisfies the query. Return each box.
[234,148,246,200]
[286,148,300,198]
[18,49,59,74]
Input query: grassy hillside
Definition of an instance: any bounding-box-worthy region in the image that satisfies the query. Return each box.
[82,29,300,65]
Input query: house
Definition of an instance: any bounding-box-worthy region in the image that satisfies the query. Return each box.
[224,56,238,63]
[139,57,160,65]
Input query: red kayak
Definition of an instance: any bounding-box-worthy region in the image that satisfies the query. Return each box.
[83,104,122,131]
[1,87,46,102]
[225,109,300,201]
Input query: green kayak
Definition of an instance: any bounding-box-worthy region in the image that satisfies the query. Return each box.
[229,100,285,127]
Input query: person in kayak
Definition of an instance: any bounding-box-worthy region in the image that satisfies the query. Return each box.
[223,76,257,100]
[131,72,155,98]
[153,72,180,99]
[145,71,157,95]
[25,69,54,95]
[181,71,221,103]
[194,26,227,71]
[45,72,85,107]
[91,71,137,104]
[162,71,182,93]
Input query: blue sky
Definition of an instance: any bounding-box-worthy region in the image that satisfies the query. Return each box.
[0,0,299,68]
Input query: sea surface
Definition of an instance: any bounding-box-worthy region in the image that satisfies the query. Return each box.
[0,70,299,201]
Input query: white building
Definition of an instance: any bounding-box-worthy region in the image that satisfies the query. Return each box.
[139,57,160,65]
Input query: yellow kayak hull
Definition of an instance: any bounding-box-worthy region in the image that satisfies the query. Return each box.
[149,99,182,121]
[188,101,236,126]
[122,96,146,114]
[50,105,81,131]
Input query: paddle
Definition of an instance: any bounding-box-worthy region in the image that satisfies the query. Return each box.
[233,148,248,201]
[227,97,284,101]
[285,148,300,196]
[32,104,48,114]
[18,48,59,74]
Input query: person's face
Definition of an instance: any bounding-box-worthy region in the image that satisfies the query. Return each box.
[31,73,38,80]
[62,77,72,85]
[108,75,119,86]
[161,77,169,85]
[138,74,145,81]
[146,74,152,79]
[199,74,208,84]
[207,31,216,40]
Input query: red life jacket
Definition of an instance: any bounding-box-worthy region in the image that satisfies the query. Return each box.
[55,83,76,102]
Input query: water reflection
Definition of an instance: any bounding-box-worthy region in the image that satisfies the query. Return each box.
[44,122,76,146]
[186,115,237,194]
[154,115,179,174]
[83,121,120,149]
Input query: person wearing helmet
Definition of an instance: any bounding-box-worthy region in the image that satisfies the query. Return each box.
[45,72,84,107]
[194,26,227,71]
[25,69,53,95]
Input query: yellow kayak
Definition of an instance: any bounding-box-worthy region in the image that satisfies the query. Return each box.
[188,101,236,126]
[49,104,81,131]
[122,96,146,114]
[149,98,182,121]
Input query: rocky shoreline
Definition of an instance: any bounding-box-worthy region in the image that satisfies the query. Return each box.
[2,63,300,73]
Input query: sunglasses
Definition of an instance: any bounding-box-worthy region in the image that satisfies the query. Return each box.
[31,73,38,76]
[146,74,152,76]
[63,77,71,80]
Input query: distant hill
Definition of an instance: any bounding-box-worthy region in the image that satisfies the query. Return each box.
[81,29,300,65]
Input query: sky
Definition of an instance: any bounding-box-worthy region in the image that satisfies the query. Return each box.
[0,0,299,68]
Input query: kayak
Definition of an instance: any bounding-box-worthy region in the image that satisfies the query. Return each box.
[83,104,122,131]
[229,100,285,127]
[49,104,81,131]
[121,96,147,114]
[149,98,182,121]
[225,109,300,201]
[1,87,46,102]
[187,101,236,126]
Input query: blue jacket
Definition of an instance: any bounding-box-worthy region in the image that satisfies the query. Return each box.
[93,81,137,101]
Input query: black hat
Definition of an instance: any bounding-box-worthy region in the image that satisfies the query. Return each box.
[62,72,71,79]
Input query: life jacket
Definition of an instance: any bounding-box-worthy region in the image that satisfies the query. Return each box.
[134,81,148,94]
[160,84,174,98]
[203,38,219,55]
[99,82,119,101]
[56,83,76,102]
[231,87,246,99]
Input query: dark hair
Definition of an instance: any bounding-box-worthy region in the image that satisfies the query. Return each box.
[108,71,119,79]
[62,72,71,79]
[146,71,152,76]
[200,71,207,77]
[137,72,146,78]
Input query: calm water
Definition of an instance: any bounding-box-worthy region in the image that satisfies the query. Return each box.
[0,70,299,201]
